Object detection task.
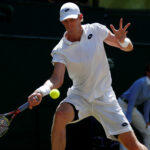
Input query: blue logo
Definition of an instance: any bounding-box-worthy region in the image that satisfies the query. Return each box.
[65,8,70,12]
[122,122,128,127]
[88,34,93,39]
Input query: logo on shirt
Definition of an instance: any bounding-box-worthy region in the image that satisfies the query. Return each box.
[64,8,70,12]
[121,122,128,127]
[88,34,93,39]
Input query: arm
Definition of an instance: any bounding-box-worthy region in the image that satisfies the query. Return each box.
[28,62,66,109]
[104,18,133,52]
[43,62,66,90]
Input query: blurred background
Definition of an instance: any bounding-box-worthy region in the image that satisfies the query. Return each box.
[0,0,150,150]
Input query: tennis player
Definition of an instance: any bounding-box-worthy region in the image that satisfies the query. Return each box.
[28,2,148,150]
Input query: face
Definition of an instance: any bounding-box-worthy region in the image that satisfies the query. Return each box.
[61,15,82,33]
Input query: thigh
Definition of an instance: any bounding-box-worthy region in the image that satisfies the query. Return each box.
[118,99,147,135]
[55,102,75,124]
[93,97,132,141]
[61,93,91,123]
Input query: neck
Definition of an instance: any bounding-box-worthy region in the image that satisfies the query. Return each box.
[66,26,83,42]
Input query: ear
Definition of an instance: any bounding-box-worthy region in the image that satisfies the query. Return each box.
[79,13,83,20]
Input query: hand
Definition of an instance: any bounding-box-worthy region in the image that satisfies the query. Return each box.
[110,18,131,43]
[28,92,42,109]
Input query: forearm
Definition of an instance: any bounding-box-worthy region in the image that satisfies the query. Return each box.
[35,80,52,96]
[35,63,65,97]
[35,77,63,97]
[49,75,64,89]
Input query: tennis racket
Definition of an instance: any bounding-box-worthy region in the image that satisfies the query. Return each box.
[0,96,39,137]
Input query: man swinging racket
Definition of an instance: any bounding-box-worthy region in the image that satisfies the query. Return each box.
[28,2,148,150]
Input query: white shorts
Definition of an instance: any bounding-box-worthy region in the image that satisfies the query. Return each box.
[61,92,133,141]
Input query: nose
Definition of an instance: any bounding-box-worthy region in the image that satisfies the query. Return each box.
[67,21,72,28]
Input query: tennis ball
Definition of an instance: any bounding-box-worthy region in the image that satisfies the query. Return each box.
[49,89,60,99]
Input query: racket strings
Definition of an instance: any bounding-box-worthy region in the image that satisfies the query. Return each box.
[0,116,9,137]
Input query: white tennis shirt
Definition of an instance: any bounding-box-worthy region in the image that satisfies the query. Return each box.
[51,23,112,101]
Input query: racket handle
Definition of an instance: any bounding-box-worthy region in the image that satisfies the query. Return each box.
[18,102,29,112]
[18,96,39,112]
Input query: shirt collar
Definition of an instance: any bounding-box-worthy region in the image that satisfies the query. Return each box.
[63,25,85,46]
[146,76,150,85]
[63,33,73,45]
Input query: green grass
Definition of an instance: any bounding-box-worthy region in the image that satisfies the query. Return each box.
[90,0,150,9]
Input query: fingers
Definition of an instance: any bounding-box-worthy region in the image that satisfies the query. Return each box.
[111,18,131,32]
[125,31,128,35]
[119,18,131,31]
[119,18,123,29]
[120,18,131,31]
[28,100,32,109]
[123,23,131,31]
[28,93,42,110]
[110,24,116,33]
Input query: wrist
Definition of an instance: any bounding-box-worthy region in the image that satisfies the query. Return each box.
[36,80,51,97]
[119,38,131,48]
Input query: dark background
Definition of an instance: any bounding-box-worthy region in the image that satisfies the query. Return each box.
[0,1,150,150]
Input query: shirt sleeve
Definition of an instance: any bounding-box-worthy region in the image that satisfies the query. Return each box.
[143,100,150,123]
[51,50,66,66]
[92,23,109,41]
[125,80,142,122]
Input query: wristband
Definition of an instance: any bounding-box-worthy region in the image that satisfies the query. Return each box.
[119,38,131,48]
[36,80,51,97]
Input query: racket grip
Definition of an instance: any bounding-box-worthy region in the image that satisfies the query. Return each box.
[18,102,29,112]
[18,96,39,112]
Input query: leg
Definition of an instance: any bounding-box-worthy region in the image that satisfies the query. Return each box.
[119,98,150,149]
[118,131,148,150]
[51,102,75,150]
[92,96,147,150]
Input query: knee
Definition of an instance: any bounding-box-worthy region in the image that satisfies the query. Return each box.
[54,110,68,125]
[52,103,75,128]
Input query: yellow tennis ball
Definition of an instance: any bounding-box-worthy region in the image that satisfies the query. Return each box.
[49,89,60,99]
